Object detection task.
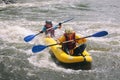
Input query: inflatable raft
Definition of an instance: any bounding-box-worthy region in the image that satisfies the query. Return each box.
[45,38,92,70]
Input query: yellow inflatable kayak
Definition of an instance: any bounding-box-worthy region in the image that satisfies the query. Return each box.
[44,37,92,70]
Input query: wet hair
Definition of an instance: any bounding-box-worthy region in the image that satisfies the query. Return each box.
[65,27,74,33]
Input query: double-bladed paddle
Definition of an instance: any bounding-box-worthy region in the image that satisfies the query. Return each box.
[24,18,74,42]
[32,31,108,53]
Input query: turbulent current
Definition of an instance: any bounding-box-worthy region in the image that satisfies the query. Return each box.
[0,0,120,80]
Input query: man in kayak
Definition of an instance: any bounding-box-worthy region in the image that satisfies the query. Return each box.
[39,20,62,37]
[58,27,87,56]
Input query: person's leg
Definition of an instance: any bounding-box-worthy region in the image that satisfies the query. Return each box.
[73,44,86,56]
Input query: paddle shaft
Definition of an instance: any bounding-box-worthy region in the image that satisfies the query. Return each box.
[44,18,74,31]
[47,30,108,47]
[62,35,91,44]
[47,35,92,47]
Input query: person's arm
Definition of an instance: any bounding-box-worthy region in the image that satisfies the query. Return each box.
[58,35,65,44]
[39,26,46,33]
[53,23,62,30]
[75,34,87,44]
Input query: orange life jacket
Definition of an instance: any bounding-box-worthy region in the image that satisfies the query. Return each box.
[64,33,76,50]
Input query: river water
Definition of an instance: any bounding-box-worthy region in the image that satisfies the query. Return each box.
[0,0,120,80]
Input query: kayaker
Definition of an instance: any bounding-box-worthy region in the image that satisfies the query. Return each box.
[39,20,62,37]
[58,27,87,56]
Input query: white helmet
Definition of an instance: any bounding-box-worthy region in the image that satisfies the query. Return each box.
[65,27,74,34]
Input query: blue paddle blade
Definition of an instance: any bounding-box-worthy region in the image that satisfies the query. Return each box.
[24,35,35,42]
[32,45,47,53]
[92,31,108,37]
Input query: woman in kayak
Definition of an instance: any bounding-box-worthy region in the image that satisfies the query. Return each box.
[58,27,87,56]
[39,20,62,37]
